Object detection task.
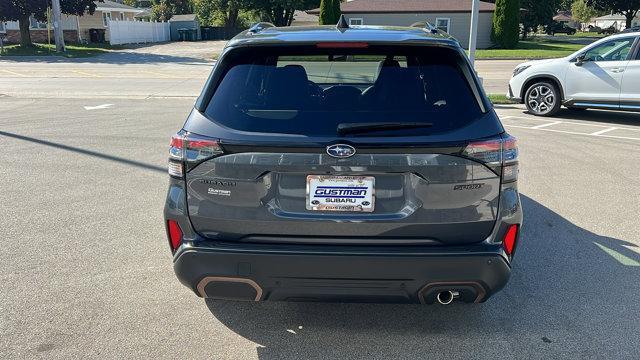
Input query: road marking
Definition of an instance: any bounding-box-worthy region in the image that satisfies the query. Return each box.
[72,70,101,78]
[590,127,618,136]
[140,70,182,79]
[594,243,640,267]
[84,104,114,110]
[531,121,562,129]
[503,115,640,132]
[504,124,640,141]
[1,69,28,77]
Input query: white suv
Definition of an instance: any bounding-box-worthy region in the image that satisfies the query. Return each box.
[508,32,640,116]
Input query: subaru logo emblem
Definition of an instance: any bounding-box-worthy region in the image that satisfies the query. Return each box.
[326,144,356,158]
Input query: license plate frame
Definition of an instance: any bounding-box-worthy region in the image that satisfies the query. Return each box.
[306,175,375,212]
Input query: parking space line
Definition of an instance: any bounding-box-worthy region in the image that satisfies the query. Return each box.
[594,243,640,267]
[531,121,562,129]
[72,70,101,78]
[1,69,28,77]
[503,115,640,132]
[590,127,618,136]
[140,70,183,79]
[504,124,640,141]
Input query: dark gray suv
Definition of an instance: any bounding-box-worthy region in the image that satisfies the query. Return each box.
[164,22,522,305]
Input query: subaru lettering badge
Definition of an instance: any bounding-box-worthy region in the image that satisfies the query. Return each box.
[326,144,356,158]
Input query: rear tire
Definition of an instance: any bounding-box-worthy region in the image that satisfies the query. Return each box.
[524,81,561,117]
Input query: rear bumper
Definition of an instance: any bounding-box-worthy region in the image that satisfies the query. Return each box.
[173,243,512,304]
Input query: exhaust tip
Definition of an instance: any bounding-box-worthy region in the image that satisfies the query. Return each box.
[436,290,458,305]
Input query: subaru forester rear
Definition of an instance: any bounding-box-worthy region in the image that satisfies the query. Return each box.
[164,23,522,305]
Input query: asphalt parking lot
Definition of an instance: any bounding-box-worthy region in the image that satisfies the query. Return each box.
[1,49,639,359]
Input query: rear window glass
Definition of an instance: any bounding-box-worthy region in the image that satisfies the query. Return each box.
[204,46,484,137]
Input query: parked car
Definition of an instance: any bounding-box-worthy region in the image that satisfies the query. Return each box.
[587,25,602,33]
[622,26,640,33]
[508,31,640,116]
[598,25,617,35]
[165,21,522,305]
[546,22,577,36]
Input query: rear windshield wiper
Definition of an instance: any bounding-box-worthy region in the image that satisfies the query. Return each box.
[337,122,433,136]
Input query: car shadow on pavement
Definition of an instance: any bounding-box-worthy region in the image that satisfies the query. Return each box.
[205,195,639,359]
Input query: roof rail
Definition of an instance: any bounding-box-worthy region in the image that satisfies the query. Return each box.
[425,22,439,34]
[410,21,439,34]
[248,22,275,34]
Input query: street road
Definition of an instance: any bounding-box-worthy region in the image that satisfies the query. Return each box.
[1,49,639,359]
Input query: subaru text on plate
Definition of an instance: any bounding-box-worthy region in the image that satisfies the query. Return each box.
[164,20,522,305]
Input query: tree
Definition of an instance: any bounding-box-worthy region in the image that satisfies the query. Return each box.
[151,0,175,21]
[521,0,560,38]
[492,0,520,48]
[558,0,575,10]
[194,0,256,29]
[0,0,99,47]
[255,0,321,26]
[172,0,194,14]
[319,0,340,25]
[587,0,640,27]
[572,0,602,23]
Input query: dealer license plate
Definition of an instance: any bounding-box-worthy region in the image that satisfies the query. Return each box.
[306,175,375,212]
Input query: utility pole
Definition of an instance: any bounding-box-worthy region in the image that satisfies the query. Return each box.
[468,0,480,67]
[51,0,66,52]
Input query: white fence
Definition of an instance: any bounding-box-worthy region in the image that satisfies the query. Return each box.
[108,20,170,45]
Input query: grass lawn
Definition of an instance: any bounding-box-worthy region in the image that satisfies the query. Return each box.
[475,40,584,60]
[572,31,607,38]
[487,94,517,105]
[0,43,120,58]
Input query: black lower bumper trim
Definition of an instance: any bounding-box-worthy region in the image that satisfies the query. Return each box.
[173,244,511,304]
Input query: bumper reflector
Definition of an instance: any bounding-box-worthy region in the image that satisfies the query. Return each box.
[167,220,183,251]
[503,225,519,255]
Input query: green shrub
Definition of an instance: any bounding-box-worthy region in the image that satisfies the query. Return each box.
[492,0,520,49]
[319,0,341,25]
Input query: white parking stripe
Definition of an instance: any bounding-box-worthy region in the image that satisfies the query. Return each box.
[503,115,640,132]
[504,124,640,141]
[590,127,618,136]
[531,121,562,129]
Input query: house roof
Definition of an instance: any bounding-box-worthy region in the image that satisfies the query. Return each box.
[553,11,574,22]
[95,0,141,11]
[294,10,319,22]
[134,8,151,18]
[308,0,496,14]
[594,14,626,21]
[169,14,198,22]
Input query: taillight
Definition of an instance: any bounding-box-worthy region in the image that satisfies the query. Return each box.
[167,220,183,251]
[168,131,223,177]
[463,134,518,182]
[502,224,519,255]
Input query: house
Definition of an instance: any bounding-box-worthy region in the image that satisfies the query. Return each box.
[553,11,580,29]
[308,0,497,49]
[592,14,640,31]
[134,9,153,22]
[1,0,143,44]
[168,14,200,41]
[291,10,319,26]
